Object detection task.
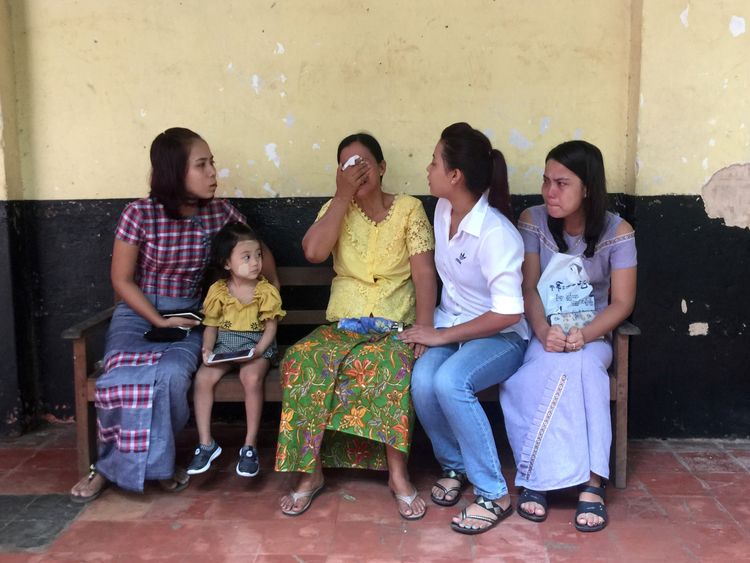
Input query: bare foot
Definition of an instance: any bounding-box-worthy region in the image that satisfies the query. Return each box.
[280,470,324,515]
[159,466,190,492]
[70,472,107,503]
[520,500,546,518]
[577,490,605,528]
[452,494,511,532]
[431,475,463,504]
[389,475,426,519]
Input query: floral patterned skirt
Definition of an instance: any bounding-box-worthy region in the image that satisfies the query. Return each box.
[275,324,415,473]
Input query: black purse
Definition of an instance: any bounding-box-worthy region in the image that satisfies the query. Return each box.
[143,310,204,342]
[143,326,191,342]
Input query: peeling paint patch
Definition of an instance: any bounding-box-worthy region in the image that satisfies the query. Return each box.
[509,129,533,150]
[279,73,288,83]
[573,128,583,140]
[701,163,750,228]
[139,109,147,117]
[701,158,709,171]
[639,93,644,107]
[227,62,234,72]
[280,91,287,98]
[688,322,709,336]
[680,6,689,28]
[708,139,716,147]
[312,143,321,150]
[282,114,296,128]
[265,143,281,168]
[251,74,262,94]
[275,42,285,54]
[681,299,688,314]
[482,128,495,140]
[730,16,746,37]
[540,117,551,134]
[263,182,278,197]
[218,168,230,178]
[681,156,688,164]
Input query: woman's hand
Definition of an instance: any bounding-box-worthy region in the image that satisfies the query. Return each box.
[564,326,585,353]
[335,158,370,201]
[541,324,567,353]
[399,325,446,348]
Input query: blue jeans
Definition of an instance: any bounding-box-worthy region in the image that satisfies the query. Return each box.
[411,332,527,500]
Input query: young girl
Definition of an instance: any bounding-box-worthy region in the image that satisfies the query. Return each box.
[187,222,285,478]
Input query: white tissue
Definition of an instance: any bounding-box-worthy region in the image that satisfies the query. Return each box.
[342,155,361,170]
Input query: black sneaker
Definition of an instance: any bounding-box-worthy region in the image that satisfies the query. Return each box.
[186,442,222,475]
[236,445,260,477]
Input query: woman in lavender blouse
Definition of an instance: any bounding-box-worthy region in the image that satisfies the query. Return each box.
[500,140,637,533]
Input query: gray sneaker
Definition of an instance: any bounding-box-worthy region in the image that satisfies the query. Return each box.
[186,441,222,475]
[236,445,260,477]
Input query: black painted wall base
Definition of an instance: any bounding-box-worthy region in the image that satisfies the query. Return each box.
[2,195,748,438]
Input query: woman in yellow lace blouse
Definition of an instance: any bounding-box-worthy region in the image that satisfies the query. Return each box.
[276,133,437,520]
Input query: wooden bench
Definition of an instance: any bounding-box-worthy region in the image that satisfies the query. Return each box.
[62,265,638,488]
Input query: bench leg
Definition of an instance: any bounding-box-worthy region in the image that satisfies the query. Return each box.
[73,338,93,476]
[612,332,629,489]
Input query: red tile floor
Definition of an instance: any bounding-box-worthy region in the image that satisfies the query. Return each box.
[1,421,750,562]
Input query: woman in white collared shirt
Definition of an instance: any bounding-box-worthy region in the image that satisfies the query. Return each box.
[400,122,527,535]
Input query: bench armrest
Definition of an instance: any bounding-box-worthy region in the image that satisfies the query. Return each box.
[615,320,641,337]
[61,306,116,339]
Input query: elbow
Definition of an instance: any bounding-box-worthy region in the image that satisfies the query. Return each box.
[303,249,326,264]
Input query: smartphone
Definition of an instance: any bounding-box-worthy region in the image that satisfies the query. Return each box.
[342,155,361,170]
[207,349,255,364]
[162,310,204,322]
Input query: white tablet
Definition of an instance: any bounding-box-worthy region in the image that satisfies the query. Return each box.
[207,349,255,364]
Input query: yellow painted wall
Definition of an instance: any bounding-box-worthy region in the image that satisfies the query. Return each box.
[0,1,21,201]
[3,1,747,201]
[8,0,633,200]
[637,1,750,196]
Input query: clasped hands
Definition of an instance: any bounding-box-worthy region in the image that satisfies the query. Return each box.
[543,324,585,353]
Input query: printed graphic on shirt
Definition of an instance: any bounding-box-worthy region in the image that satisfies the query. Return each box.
[538,253,596,333]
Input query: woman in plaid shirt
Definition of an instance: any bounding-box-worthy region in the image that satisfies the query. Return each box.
[70,128,278,501]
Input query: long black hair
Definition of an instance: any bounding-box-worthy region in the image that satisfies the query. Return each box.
[440,122,512,219]
[545,140,607,258]
[149,127,205,219]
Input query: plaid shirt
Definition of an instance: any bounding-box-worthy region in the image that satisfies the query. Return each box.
[115,197,245,298]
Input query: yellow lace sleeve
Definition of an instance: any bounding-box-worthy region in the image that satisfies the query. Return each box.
[406,198,435,256]
[315,199,333,222]
[256,280,286,321]
[202,281,227,327]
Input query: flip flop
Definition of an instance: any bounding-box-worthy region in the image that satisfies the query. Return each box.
[281,483,325,516]
[517,488,548,523]
[451,495,513,535]
[70,465,108,504]
[159,467,190,493]
[430,469,467,507]
[574,483,608,532]
[394,489,426,521]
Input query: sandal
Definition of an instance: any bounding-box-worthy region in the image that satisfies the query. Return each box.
[450,495,513,535]
[394,489,426,521]
[517,488,548,522]
[431,469,467,507]
[281,483,325,517]
[70,465,108,504]
[158,466,190,493]
[574,483,608,532]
